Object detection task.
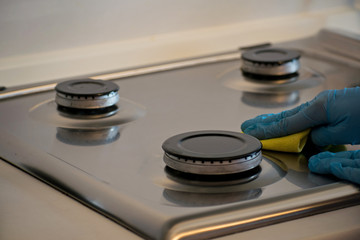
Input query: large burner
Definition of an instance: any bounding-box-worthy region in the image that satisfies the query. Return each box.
[162,130,262,175]
[55,79,120,118]
[241,47,301,79]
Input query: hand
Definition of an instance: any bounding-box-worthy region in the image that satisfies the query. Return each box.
[241,87,360,184]
[308,151,360,185]
[241,87,360,146]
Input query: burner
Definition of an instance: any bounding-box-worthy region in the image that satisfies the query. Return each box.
[55,79,120,118]
[241,47,301,79]
[162,130,262,175]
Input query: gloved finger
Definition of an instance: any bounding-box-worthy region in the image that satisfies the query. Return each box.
[314,150,360,160]
[241,103,306,130]
[308,152,360,174]
[330,162,360,185]
[242,100,327,139]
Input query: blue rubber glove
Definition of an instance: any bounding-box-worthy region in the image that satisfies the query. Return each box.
[308,151,360,184]
[241,87,360,184]
[241,87,360,146]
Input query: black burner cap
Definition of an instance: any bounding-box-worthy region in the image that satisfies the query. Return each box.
[242,48,300,65]
[162,130,261,161]
[55,79,119,96]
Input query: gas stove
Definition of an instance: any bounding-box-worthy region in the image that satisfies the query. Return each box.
[1,29,360,240]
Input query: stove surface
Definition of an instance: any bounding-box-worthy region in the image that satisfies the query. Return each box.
[1,30,360,239]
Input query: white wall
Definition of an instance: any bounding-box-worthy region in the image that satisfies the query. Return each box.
[0,0,355,57]
[0,0,359,86]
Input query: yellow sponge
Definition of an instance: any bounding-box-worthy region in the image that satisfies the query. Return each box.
[260,129,311,153]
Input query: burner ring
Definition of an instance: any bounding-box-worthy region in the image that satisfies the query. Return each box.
[163,151,262,175]
[162,130,262,175]
[241,48,301,77]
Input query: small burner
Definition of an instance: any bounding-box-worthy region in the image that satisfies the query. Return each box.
[241,48,301,79]
[162,130,262,175]
[55,79,120,118]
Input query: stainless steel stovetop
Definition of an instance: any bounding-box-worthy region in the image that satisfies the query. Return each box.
[1,29,360,240]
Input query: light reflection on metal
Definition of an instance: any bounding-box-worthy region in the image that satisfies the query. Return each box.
[56,126,120,146]
[0,83,56,100]
[241,91,300,108]
[168,193,360,240]
[170,206,312,240]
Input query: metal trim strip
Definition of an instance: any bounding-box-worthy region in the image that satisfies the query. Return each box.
[0,51,240,100]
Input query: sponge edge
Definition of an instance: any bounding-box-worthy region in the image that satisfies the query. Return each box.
[260,129,311,153]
